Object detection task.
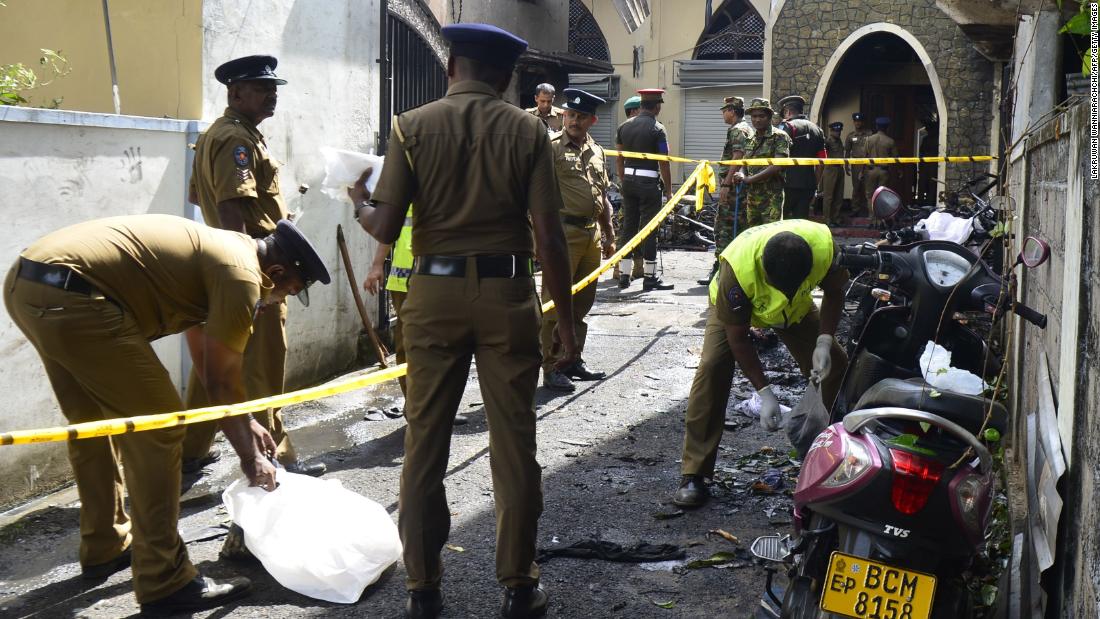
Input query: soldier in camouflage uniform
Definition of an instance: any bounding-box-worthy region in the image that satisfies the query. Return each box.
[700,96,752,284]
[732,98,791,227]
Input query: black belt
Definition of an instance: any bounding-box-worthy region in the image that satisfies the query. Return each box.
[17,257,98,295]
[413,255,534,278]
[562,215,596,229]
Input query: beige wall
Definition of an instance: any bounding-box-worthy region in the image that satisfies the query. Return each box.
[0,0,203,118]
[581,0,769,179]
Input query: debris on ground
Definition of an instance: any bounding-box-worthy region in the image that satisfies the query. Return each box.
[684,548,754,570]
[707,529,739,545]
[535,540,686,564]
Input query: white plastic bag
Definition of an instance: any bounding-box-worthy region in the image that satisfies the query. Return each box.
[733,391,792,420]
[918,341,987,395]
[913,211,975,244]
[319,147,384,202]
[222,471,401,603]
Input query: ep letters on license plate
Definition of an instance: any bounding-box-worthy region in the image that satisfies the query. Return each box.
[819,552,936,619]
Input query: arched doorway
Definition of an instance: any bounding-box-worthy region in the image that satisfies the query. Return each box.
[569,0,610,62]
[811,24,948,206]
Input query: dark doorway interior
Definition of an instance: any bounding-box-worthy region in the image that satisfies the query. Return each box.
[820,32,940,206]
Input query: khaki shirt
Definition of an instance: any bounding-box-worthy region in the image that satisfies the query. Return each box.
[844,129,873,158]
[824,135,844,158]
[23,215,268,353]
[525,105,564,132]
[190,107,288,237]
[862,131,899,162]
[551,131,609,219]
[373,80,563,256]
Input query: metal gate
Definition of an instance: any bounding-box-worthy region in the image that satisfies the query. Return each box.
[378,12,447,153]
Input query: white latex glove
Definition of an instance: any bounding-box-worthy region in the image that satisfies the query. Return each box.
[758,385,782,432]
[811,334,835,384]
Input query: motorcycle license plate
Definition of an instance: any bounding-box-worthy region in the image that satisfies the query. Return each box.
[819,552,936,619]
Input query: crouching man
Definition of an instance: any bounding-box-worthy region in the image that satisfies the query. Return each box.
[3,214,329,614]
[672,220,848,508]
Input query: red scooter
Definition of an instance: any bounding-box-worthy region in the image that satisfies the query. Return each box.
[751,225,1050,618]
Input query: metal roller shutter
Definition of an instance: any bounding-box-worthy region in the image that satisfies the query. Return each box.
[681,85,760,181]
[590,102,616,150]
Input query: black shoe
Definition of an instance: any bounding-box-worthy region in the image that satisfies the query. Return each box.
[81,547,131,581]
[618,273,631,289]
[140,574,251,617]
[406,589,444,619]
[672,475,709,508]
[562,360,606,381]
[501,584,548,618]
[454,414,469,426]
[643,276,674,291]
[543,369,576,392]
[285,460,327,477]
[181,449,220,475]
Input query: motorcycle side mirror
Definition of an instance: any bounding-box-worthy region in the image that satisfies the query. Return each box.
[871,186,903,222]
[1017,236,1050,269]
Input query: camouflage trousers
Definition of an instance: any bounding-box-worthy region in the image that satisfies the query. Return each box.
[740,181,783,227]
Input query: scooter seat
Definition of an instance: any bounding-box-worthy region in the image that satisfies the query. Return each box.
[852,378,1006,435]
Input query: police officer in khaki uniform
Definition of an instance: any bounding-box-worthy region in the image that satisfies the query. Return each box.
[183,55,325,477]
[615,88,674,291]
[540,88,617,392]
[525,82,564,133]
[844,112,872,216]
[671,220,848,507]
[821,121,846,225]
[351,23,578,619]
[862,116,900,224]
[3,215,329,614]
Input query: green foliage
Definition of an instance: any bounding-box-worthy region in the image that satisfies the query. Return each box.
[0,49,70,107]
[1060,1,1096,76]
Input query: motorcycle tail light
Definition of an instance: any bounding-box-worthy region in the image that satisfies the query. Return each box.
[890,449,945,515]
[953,473,985,533]
[821,435,873,488]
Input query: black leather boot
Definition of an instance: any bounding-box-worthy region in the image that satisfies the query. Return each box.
[501,584,548,618]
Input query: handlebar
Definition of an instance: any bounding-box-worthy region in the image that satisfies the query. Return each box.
[836,248,881,270]
[1013,302,1048,329]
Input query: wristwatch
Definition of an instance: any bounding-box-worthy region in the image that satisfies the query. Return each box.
[353,201,370,220]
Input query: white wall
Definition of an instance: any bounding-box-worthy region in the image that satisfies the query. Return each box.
[0,107,196,507]
[200,0,383,388]
[0,0,383,509]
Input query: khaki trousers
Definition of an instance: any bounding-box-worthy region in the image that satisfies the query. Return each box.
[540,224,600,372]
[3,264,197,603]
[821,166,845,224]
[181,302,295,464]
[863,167,890,219]
[400,261,543,590]
[850,166,867,215]
[391,289,407,395]
[680,306,847,477]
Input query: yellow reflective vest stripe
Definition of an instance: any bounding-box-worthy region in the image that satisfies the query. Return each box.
[708,220,834,328]
[384,205,414,293]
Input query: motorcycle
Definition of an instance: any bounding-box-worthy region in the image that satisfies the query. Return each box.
[750,192,1050,619]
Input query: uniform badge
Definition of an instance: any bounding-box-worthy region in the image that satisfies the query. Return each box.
[234,145,250,167]
[237,168,252,182]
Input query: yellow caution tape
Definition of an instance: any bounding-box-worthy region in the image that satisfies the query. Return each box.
[0,151,994,445]
[541,161,715,314]
[606,149,994,167]
[0,364,408,446]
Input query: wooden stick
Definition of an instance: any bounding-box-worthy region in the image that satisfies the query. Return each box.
[336,224,389,367]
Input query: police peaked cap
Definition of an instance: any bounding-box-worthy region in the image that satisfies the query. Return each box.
[852,112,864,121]
[777,95,805,110]
[215,55,287,85]
[561,88,605,116]
[441,23,528,68]
[828,121,844,130]
[273,219,331,288]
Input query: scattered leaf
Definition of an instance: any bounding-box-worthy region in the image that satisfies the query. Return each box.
[652,509,685,521]
[560,439,592,447]
[652,599,676,609]
[708,529,739,544]
[685,551,739,569]
[984,428,1002,443]
[445,544,465,553]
